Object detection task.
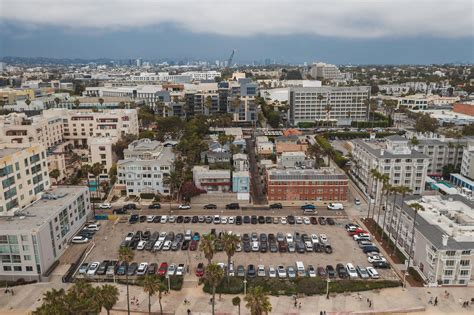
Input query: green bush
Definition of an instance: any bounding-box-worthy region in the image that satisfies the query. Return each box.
[203,276,243,294]
[140,193,156,200]
[297,122,316,128]
[351,121,390,128]
[408,267,424,284]
[169,275,184,290]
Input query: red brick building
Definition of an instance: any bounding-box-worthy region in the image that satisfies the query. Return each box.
[453,102,474,116]
[266,168,348,201]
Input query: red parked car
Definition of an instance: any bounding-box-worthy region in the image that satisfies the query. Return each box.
[195,263,205,277]
[348,229,367,236]
[189,240,198,251]
[158,262,168,276]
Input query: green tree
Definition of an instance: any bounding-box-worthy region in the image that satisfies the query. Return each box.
[33,288,67,315]
[306,143,324,168]
[407,203,425,270]
[108,163,117,185]
[25,98,31,107]
[375,174,390,230]
[99,284,119,315]
[222,233,240,280]
[462,123,474,136]
[98,98,104,106]
[199,233,216,264]
[163,170,182,201]
[139,130,156,139]
[232,296,241,315]
[118,246,135,315]
[49,169,61,185]
[81,164,92,190]
[244,286,272,315]
[442,164,458,180]
[54,97,61,108]
[142,275,166,315]
[368,169,382,219]
[267,111,280,128]
[91,162,105,199]
[204,95,213,114]
[205,262,225,315]
[410,137,419,146]
[74,98,80,109]
[414,113,438,133]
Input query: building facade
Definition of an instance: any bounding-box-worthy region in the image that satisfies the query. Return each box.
[384,195,473,286]
[266,168,348,202]
[289,86,370,125]
[192,166,231,193]
[0,143,50,216]
[0,187,91,282]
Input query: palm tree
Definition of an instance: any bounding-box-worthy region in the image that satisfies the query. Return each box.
[163,171,182,201]
[392,186,412,254]
[368,169,381,219]
[383,186,399,241]
[100,284,119,315]
[244,286,272,315]
[406,203,425,271]
[375,174,389,229]
[98,98,105,107]
[199,233,216,264]
[142,275,166,315]
[74,99,80,109]
[232,296,241,315]
[118,246,135,315]
[155,100,165,117]
[91,162,105,199]
[324,103,333,127]
[231,96,241,111]
[54,97,60,108]
[205,262,225,315]
[81,164,92,190]
[222,233,240,280]
[204,95,213,115]
[25,98,32,108]
[34,288,67,314]
[306,143,323,168]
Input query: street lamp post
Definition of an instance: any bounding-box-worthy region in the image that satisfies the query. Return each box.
[243,278,247,295]
[166,275,171,291]
[326,278,330,299]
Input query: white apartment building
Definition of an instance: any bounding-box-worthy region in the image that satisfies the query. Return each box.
[460,144,474,180]
[289,86,370,125]
[384,195,473,286]
[352,135,430,202]
[233,153,249,172]
[404,132,467,176]
[117,139,175,197]
[0,143,50,216]
[84,86,171,106]
[309,62,343,80]
[192,166,231,193]
[89,138,115,179]
[182,71,221,80]
[0,187,91,282]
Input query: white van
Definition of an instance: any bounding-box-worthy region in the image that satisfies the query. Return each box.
[327,203,344,210]
[296,261,306,277]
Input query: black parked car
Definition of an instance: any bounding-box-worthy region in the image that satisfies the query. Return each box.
[116,261,128,275]
[181,240,190,250]
[236,216,242,225]
[287,215,295,225]
[243,216,251,224]
[192,216,199,223]
[124,203,137,210]
[139,215,147,222]
[203,204,217,209]
[96,260,110,275]
[177,216,184,223]
[326,217,335,225]
[184,216,191,223]
[153,216,161,223]
[225,203,240,209]
[113,208,127,214]
[258,216,265,224]
[243,242,251,252]
[247,264,256,277]
[260,242,268,253]
[372,261,391,269]
[129,214,139,224]
[265,216,273,224]
[295,241,306,253]
[269,241,278,253]
[326,265,336,278]
[310,217,318,225]
[148,203,161,209]
[269,203,282,209]
[336,263,348,278]
[318,217,327,225]
[127,263,138,276]
[142,231,151,240]
[251,216,258,224]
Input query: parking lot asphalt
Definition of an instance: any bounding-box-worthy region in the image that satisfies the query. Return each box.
[77,215,398,282]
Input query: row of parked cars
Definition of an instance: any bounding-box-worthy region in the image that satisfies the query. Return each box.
[79,260,188,277]
[346,223,391,269]
[71,222,101,244]
[120,230,200,252]
[128,214,336,226]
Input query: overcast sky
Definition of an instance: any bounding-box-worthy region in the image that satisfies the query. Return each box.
[0,0,473,64]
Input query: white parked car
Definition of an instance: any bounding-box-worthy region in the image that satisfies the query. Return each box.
[184,230,192,241]
[368,254,387,263]
[147,215,155,223]
[311,234,319,244]
[268,265,277,278]
[221,216,228,224]
[346,263,358,279]
[319,234,328,244]
[366,267,380,279]
[153,240,163,251]
[176,264,185,276]
[295,216,303,224]
[228,262,235,276]
[125,232,134,242]
[353,233,371,241]
[307,265,316,278]
[71,236,89,244]
[213,215,221,224]
[163,240,172,251]
[167,264,176,276]
[86,224,100,231]
[160,216,168,224]
[252,241,259,252]
[286,233,293,243]
[168,216,176,223]
[178,204,191,209]
[137,262,148,275]
[87,262,100,276]
[303,217,311,225]
[280,217,287,224]
[257,265,266,277]
[137,240,147,250]
[99,203,112,209]
[228,216,235,224]
[277,265,287,278]
[158,232,167,242]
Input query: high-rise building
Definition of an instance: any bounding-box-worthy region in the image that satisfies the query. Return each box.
[310,62,343,80]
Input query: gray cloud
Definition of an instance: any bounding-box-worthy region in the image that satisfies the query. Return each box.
[1,0,472,38]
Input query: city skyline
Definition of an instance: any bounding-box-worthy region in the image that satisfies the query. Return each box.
[0,0,473,64]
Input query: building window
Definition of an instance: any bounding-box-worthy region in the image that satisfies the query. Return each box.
[445,260,455,267]
[460,260,470,266]
[445,251,456,256]
[3,266,11,271]
[444,270,453,276]
[13,266,22,271]
[26,266,33,271]
[460,270,469,276]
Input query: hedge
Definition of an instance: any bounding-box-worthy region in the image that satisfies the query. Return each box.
[351,121,390,128]
[324,131,401,140]
[203,276,400,296]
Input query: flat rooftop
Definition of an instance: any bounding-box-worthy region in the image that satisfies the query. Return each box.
[0,186,88,232]
[0,147,22,159]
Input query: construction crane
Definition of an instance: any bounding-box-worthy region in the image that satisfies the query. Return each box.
[226,49,236,69]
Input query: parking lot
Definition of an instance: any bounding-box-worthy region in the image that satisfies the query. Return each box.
[75,214,399,282]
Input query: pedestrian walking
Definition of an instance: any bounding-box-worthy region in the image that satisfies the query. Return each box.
[299,302,302,309]
[187,309,191,315]
[369,300,372,308]
[294,300,297,308]
[428,296,433,304]
[434,297,438,306]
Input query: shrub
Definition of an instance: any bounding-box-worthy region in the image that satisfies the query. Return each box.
[203,276,243,294]
[139,193,156,200]
[169,276,184,290]
[408,267,424,284]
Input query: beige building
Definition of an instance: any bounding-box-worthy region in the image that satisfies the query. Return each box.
[89,138,115,180]
[0,143,50,216]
